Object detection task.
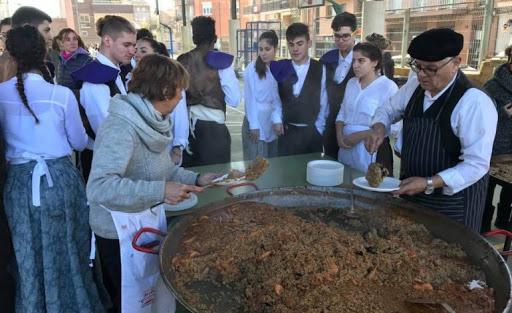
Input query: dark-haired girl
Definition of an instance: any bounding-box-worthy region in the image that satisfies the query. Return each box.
[0,25,104,313]
[335,42,398,173]
[242,30,283,160]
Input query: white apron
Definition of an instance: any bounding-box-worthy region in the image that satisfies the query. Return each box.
[338,124,372,173]
[108,205,176,313]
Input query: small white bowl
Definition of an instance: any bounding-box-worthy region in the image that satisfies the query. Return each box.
[306,160,344,187]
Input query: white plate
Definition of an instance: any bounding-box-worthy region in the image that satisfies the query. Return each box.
[352,176,401,192]
[162,193,198,212]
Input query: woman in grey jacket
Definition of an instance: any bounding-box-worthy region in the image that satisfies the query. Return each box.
[87,54,219,312]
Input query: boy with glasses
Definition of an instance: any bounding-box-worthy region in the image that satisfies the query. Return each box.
[271,23,328,156]
[320,12,357,158]
[366,28,497,232]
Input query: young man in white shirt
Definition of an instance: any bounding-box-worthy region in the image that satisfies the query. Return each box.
[272,23,328,156]
[177,16,241,167]
[72,15,136,181]
[366,28,498,232]
[320,12,357,159]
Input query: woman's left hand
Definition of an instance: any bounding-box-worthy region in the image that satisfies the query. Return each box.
[196,173,224,186]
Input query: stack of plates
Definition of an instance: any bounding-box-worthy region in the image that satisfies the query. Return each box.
[306,160,344,187]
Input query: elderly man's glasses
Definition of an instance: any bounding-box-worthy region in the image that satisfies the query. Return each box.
[409,57,454,76]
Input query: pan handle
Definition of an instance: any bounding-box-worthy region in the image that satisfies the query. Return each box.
[226,182,259,196]
[132,227,167,255]
[483,229,512,256]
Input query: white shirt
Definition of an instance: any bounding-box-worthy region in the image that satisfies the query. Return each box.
[80,52,127,136]
[291,58,329,134]
[170,90,189,148]
[219,64,241,108]
[0,73,88,160]
[336,75,398,126]
[188,63,241,126]
[334,50,353,84]
[372,73,498,195]
[243,61,283,142]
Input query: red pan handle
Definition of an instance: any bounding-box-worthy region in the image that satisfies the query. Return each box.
[132,227,167,255]
[226,182,259,196]
[483,229,512,256]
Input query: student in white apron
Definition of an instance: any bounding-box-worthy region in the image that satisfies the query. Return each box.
[242,30,283,161]
[132,37,189,166]
[0,25,103,313]
[86,54,221,313]
[335,42,398,173]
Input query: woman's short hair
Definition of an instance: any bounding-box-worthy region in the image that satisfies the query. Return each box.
[96,15,135,40]
[128,54,189,101]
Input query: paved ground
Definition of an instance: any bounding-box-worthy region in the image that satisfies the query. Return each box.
[226,105,245,162]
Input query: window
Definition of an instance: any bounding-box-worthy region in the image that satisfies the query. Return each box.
[79,14,90,29]
[202,2,212,15]
[79,14,90,23]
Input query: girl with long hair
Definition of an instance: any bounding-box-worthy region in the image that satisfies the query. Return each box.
[0,25,103,313]
[335,42,398,173]
[242,30,283,160]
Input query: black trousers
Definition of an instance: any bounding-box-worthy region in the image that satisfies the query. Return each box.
[278,124,323,157]
[481,178,512,233]
[183,120,231,167]
[0,204,14,313]
[79,149,94,183]
[96,236,121,313]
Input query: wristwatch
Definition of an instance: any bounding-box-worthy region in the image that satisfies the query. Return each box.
[424,177,435,195]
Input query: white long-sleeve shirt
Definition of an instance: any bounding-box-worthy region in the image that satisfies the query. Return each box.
[243,61,282,142]
[334,50,353,84]
[291,58,329,134]
[170,90,189,148]
[79,52,127,136]
[0,73,88,160]
[219,64,241,108]
[336,75,398,126]
[372,73,498,195]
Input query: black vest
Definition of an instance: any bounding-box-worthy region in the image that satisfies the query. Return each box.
[177,49,227,113]
[404,71,472,161]
[325,63,354,127]
[279,59,322,125]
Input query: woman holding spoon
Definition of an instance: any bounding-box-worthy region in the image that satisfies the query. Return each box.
[335,42,398,173]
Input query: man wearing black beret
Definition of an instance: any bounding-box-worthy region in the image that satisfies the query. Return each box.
[365,28,498,232]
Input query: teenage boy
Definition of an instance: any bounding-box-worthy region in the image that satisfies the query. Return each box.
[320,12,357,159]
[271,23,328,156]
[0,6,52,82]
[72,15,136,181]
[177,16,241,167]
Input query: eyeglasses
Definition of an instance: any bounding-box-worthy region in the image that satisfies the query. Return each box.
[333,30,358,41]
[409,57,454,77]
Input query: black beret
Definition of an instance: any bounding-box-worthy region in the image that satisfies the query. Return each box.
[408,28,463,61]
